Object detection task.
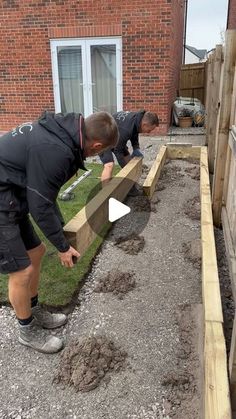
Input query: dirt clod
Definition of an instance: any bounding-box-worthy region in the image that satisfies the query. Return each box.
[184,196,200,220]
[129,196,158,212]
[115,233,145,255]
[54,336,127,392]
[182,239,201,269]
[142,164,149,174]
[155,182,166,191]
[184,166,200,180]
[161,164,184,182]
[184,157,200,165]
[94,270,136,298]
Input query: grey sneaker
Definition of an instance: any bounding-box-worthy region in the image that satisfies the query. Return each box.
[32,305,67,329]
[18,318,64,354]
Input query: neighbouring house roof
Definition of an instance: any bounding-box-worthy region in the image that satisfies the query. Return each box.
[185,45,207,60]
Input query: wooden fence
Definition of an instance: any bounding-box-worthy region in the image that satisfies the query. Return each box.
[179,62,206,104]
[206,29,236,414]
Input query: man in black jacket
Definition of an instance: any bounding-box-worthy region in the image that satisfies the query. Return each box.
[100,111,159,184]
[0,111,118,354]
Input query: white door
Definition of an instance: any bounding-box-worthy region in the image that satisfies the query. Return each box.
[50,38,122,117]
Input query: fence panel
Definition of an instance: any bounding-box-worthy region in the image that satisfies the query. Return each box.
[179,63,206,104]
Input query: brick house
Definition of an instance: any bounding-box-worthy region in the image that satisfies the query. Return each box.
[227,0,236,28]
[0,0,186,134]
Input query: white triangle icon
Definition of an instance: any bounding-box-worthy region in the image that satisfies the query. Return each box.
[108,198,131,222]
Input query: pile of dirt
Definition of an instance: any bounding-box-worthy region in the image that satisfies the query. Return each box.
[54,336,127,392]
[142,164,149,175]
[184,166,200,180]
[141,164,150,181]
[184,157,200,165]
[161,164,184,182]
[115,233,145,255]
[184,196,201,220]
[161,304,201,418]
[182,239,201,269]
[162,371,197,417]
[155,182,166,191]
[129,196,159,212]
[94,270,136,298]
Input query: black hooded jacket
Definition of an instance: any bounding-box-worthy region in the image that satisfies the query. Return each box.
[112,110,145,152]
[0,112,86,252]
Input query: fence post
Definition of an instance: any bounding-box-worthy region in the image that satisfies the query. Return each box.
[207,45,223,174]
[212,30,236,226]
[205,54,213,142]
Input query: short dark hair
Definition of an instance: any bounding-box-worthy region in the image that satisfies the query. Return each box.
[85,112,119,147]
[143,112,159,126]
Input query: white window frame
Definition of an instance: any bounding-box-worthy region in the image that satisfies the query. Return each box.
[50,37,123,116]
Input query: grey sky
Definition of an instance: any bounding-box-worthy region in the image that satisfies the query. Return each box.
[186,0,229,51]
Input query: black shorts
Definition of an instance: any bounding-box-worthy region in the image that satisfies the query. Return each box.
[0,212,41,274]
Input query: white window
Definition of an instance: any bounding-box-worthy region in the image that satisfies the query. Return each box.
[50,38,122,117]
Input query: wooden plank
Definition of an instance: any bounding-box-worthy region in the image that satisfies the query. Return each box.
[229,313,236,412]
[205,53,214,138]
[222,207,236,301]
[225,150,236,249]
[223,66,236,207]
[201,147,231,417]
[207,45,223,174]
[179,62,206,104]
[143,146,167,198]
[201,147,223,323]
[63,157,142,255]
[181,63,206,70]
[222,207,236,410]
[166,145,201,160]
[212,30,236,226]
[205,321,232,419]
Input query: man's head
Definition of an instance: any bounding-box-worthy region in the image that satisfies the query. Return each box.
[84,112,119,157]
[140,112,159,134]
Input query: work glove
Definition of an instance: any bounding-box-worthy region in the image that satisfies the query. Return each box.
[131,149,144,158]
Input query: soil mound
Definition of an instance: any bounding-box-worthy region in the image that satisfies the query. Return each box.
[54,336,127,392]
[129,196,159,212]
[182,239,201,269]
[94,270,136,298]
[184,196,200,220]
[184,166,200,180]
[115,233,145,255]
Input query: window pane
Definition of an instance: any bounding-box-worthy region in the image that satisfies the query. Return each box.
[91,45,117,114]
[57,46,84,114]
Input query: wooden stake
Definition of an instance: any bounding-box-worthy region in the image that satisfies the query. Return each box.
[207,45,223,174]
[212,30,236,226]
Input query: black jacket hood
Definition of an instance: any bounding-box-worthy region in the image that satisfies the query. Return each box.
[38,111,86,169]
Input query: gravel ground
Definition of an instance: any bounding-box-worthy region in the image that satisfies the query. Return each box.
[0,141,204,419]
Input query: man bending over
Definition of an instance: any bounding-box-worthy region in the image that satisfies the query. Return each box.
[100,110,159,184]
[0,111,118,354]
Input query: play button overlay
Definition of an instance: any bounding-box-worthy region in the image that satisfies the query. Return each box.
[84,177,152,238]
[108,198,130,222]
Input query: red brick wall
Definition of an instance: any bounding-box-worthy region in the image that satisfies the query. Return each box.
[168,0,185,124]
[227,0,236,29]
[0,0,185,134]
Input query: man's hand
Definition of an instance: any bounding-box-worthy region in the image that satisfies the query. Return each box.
[59,246,81,268]
[131,149,144,158]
